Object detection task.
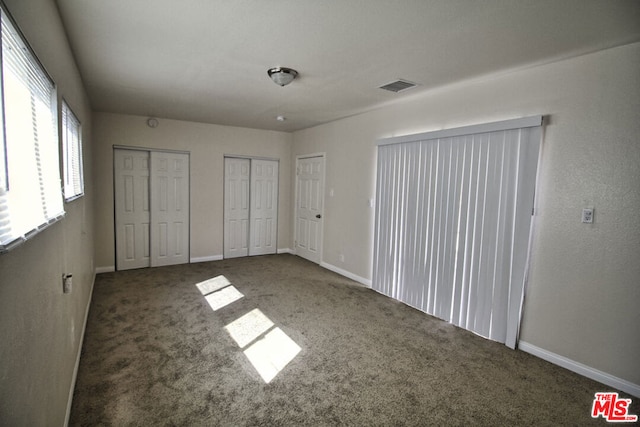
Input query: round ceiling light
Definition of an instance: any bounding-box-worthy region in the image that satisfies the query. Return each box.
[267,67,298,86]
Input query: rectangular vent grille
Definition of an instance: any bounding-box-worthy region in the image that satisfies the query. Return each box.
[379,79,418,93]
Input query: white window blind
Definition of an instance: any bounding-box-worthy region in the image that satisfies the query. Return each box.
[373,117,542,349]
[0,7,63,252]
[62,100,83,201]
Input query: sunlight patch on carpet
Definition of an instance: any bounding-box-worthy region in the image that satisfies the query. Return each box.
[196,275,232,295]
[243,327,301,383]
[205,285,244,311]
[198,275,302,383]
[225,308,274,348]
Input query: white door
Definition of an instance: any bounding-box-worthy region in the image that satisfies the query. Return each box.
[224,157,250,258]
[114,149,151,270]
[249,159,278,256]
[150,151,190,267]
[295,155,324,264]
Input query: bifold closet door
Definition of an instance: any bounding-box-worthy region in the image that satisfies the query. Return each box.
[249,159,278,256]
[114,149,151,270]
[115,149,190,270]
[150,151,190,267]
[224,158,250,258]
[223,157,278,258]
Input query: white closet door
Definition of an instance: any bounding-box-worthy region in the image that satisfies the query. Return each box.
[150,151,190,267]
[224,157,250,258]
[249,159,278,256]
[114,149,150,270]
[295,156,324,264]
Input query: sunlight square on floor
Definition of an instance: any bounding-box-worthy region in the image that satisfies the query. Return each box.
[204,286,244,311]
[225,308,274,348]
[243,327,301,383]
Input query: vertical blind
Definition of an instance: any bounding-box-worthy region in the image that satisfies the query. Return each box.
[373,117,542,349]
[62,100,83,200]
[0,7,63,252]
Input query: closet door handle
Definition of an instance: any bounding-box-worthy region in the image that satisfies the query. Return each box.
[316,214,322,219]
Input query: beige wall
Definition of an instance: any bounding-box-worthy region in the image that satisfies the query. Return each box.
[292,43,640,389]
[93,113,293,269]
[0,0,95,424]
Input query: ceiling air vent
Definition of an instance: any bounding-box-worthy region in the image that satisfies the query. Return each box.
[379,79,418,93]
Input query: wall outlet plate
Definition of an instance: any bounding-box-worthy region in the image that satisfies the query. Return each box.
[582,208,594,224]
[63,274,72,293]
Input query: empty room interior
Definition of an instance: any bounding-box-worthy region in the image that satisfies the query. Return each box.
[1,0,639,425]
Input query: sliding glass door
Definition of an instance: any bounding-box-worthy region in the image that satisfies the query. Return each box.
[373,117,542,348]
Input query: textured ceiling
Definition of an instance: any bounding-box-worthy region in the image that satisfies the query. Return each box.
[55,0,640,132]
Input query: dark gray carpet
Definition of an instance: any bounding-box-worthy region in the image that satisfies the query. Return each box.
[70,254,637,426]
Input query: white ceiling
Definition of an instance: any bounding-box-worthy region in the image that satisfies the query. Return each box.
[55,0,640,132]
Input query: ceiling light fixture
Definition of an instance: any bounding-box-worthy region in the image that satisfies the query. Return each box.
[267,67,298,86]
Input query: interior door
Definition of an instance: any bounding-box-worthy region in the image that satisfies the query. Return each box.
[114,149,151,270]
[150,151,190,267]
[295,155,324,264]
[224,157,250,258]
[249,159,278,256]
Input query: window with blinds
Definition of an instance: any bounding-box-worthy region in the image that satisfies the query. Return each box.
[0,6,64,252]
[62,100,83,201]
[373,117,542,349]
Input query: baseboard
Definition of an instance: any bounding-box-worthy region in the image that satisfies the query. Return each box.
[519,341,640,398]
[190,255,223,263]
[319,262,372,287]
[95,266,114,274]
[64,271,96,426]
[277,248,293,254]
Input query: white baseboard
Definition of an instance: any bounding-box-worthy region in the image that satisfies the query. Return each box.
[64,271,96,426]
[277,248,293,254]
[519,341,640,398]
[95,266,114,274]
[190,255,223,263]
[319,262,372,287]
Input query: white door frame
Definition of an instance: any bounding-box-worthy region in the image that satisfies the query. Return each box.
[294,153,326,264]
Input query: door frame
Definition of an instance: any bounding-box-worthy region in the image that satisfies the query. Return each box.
[113,145,191,270]
[294,153,326,264]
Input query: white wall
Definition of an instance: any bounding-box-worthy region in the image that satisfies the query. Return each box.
[93,113,292,270]
[292,43,640,391]
[0,0,95,424]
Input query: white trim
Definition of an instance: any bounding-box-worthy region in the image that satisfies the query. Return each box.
[64,271,96,426]
[112,144,190,155]
[190,255,223,263]
[519,341,640,398]
[377,115,543,146]
[95,266,115,274]
[320,262,372,287]
[277,248,293,254]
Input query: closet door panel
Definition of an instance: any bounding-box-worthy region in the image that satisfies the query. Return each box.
[249,159,278,256]
[114,149,151,270]
[150,151,190,267]
[224,158,250,258]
